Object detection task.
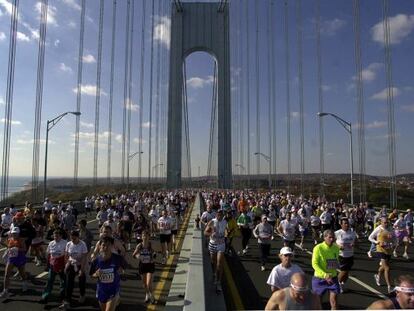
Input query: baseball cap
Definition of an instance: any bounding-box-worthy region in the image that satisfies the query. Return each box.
[280,247,293,255]
[11,226,20,234]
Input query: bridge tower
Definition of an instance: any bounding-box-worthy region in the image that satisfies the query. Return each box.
[167,2,232,189]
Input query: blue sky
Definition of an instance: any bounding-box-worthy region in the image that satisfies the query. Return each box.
[0,0,413,179]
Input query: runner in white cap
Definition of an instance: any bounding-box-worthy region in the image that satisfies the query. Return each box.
[267,247,304,292]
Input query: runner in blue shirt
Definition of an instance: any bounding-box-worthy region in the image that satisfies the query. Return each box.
[90,236,127,311]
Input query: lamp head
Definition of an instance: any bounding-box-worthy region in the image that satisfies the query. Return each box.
[317,112,328,117]
[71,111,81,116]
[254,152,259,155]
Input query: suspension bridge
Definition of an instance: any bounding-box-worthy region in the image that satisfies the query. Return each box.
[0,0,404,207]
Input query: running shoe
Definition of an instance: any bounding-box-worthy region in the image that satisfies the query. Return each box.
[374,274,381,286]
[393,251,398,258]
[388,286,393,293]
[58,301,69,310]
[367,251,372,258]
[403,252,409,259]
[0,290,9,298]
[261,265,266,271]
[149,293,155,304]
[339,283,344,294]
[144,293,149,303]
[216,283,222,292]
[242,248,248,255]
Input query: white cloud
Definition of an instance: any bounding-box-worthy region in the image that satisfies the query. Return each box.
[321,85,331,92]
[371,87,401,100]
[59,62,73,73]
[372,14,414,45]
[67,21,76,28]
[17,31,30,42]
[115,134,122,143]
[290,112,300,119]
[0,0,13,16]
[0,8,3,16]
[133,138,146,144]
[154,16,171,49]
[1,118,21,125]
[82,54,96,63]
[0,32,5,41]
[0,97,4,105]
[80,121,93,129]
[35,2,58,26]
[365,121,387,129]
[186,76,214,89]
[124,99,139,112]
[61,0,81,11]
[142,122,152,128]
[72,84,107,96]
[402,104,414,112]
[353,63,382,82]
[16,138,49,145]
[321,18,346,36]
[54,39,60,47]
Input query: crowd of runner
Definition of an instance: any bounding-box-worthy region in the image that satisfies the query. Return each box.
[0,191,194,310]
[1,189,413,310]
[200,190,414,310]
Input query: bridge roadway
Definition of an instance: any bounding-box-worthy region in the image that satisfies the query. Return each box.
[221,227,414,309]
[0,204,194,311]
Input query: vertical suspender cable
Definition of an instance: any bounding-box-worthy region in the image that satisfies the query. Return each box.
[32,0,48,202]
[296,0,305,196]
[126,0,135,186]
[266,0,272,188]
[1,0,19,202]
[238,0,244,179]
[93,0,105,186]
[316,0,325,198]
[255,0,261,177]
[155,0,162,179]
[73,0,85,187]
[183,62,191,180]
[233,1,239,178]
[121,0,131,184]
[148,0,155,183]
[138,0,147,183]
[270,0,277,186]
[207,62,217,176]
[245,0,251,187]
[352,0,366,202]
[107,0,117,185]
[382,0,397,208]
[284,1,291,193]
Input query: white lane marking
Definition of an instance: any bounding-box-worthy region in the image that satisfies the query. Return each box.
[293,240,387,299]
[87,218,98,224]
[35,271,48,279]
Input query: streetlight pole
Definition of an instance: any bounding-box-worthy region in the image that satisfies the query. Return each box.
[254,152,271,189]
[317,112,354,206]
[43,111,81,200]
[235,164,246,190]
[127,151,144,190]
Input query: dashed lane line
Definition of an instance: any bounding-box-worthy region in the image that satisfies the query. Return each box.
[147,203,194,311]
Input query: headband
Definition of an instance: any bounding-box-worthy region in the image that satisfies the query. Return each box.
[395,286,414,293]
[290,283,309,292]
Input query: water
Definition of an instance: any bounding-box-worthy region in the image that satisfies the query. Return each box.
[5,176,31,196]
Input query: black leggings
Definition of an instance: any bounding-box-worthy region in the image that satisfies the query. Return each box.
[66,264,86,300]
[241,227,252,250]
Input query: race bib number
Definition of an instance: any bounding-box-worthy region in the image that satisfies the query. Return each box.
[141,254,151,264]
[8,247,18,258]
[342,242,352,250]
[100,268,115,284]
[326,259,339,270]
